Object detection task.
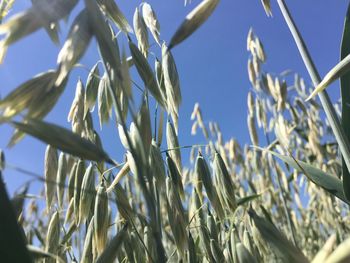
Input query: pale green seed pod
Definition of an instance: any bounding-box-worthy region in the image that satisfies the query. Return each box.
[79,163,95,225]
[44,145,58,211]
[248,59,256,86]
[166,119,182,172]
[114,183,135,221]
[142,3,160,45]
[56,9,92,86]
[163,45,181,132]
[94,181,109,255]
[56,152,67,208]
[207,212,219,243]
[68,79,85,136]
[213,151,237,211]
[260,0,272,17]
[64,198,74,226]
[247,114,259,146]
[136,97,152,156]
[97,73,113,128]
[106,161,130,193]
[166,153,185,200]
[81,216,94,263]
[149,140,166,190]
[45,211,60,263]
[67,162,77,201]
[133,7,149,57]
[166,177,188,256]
[195,153,224,220]
[84,63,100,118]
[155,58,167,102]
[74,160,85,225]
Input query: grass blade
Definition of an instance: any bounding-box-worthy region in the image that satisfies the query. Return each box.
[11,118,113,164]
[306,54,350,101]
[260,148,350,205]
[340,3,350,205]
[248,209,309,263]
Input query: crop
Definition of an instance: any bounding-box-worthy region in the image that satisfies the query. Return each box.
[1,0,350,262]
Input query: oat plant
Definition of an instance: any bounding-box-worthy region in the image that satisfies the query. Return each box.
[1,0,350,262]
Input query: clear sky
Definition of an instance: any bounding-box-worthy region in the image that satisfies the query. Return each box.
[0,1,348,194]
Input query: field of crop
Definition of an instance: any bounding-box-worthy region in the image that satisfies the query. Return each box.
[1,0,350,262]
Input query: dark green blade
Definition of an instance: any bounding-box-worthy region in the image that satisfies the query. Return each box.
[340,3,350,200]
[264,149,350,205]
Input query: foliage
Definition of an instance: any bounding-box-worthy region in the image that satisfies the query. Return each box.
[1,0,350,262]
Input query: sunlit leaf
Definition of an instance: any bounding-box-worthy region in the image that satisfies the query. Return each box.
[11,118,113,164]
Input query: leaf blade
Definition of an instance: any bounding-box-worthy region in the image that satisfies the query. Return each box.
[340,3,350,201]
[11,118,113,164]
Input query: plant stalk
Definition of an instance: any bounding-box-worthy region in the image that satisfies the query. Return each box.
[276,0,350,199]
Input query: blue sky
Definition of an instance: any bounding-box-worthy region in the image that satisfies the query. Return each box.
[0,1,348,194]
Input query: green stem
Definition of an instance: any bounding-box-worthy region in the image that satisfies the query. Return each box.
[276,0,350,199]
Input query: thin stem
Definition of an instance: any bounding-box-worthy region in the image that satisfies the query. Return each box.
[161,144,208,154]
[276,0,350,183]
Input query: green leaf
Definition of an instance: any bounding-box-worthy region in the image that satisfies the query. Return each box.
[340,3,350,201]
[306,53,350,101]
[11,118,113,164]
[236,194,261,207]
[0,70,58,118]
[128,40,165,108]
[27,245,64,263]
[236,243,257,263]
[248,209,309,263]
[85,0,122,94]
[261,148,350,205]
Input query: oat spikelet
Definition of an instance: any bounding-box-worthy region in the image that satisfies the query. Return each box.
[56,152,67,208]
[46,211,60,263]
[74,160,85,225]
[68,79,85,135]
[247,115,259,146]
[94,181,109,255]
[45,145,58,211]
[260,0,272,17]
[79,163,95,225]
[64,198,74,225]
[81,216,95,263]
[142,2,161,45]
[166,119,182,172]
[133,7,149,57]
